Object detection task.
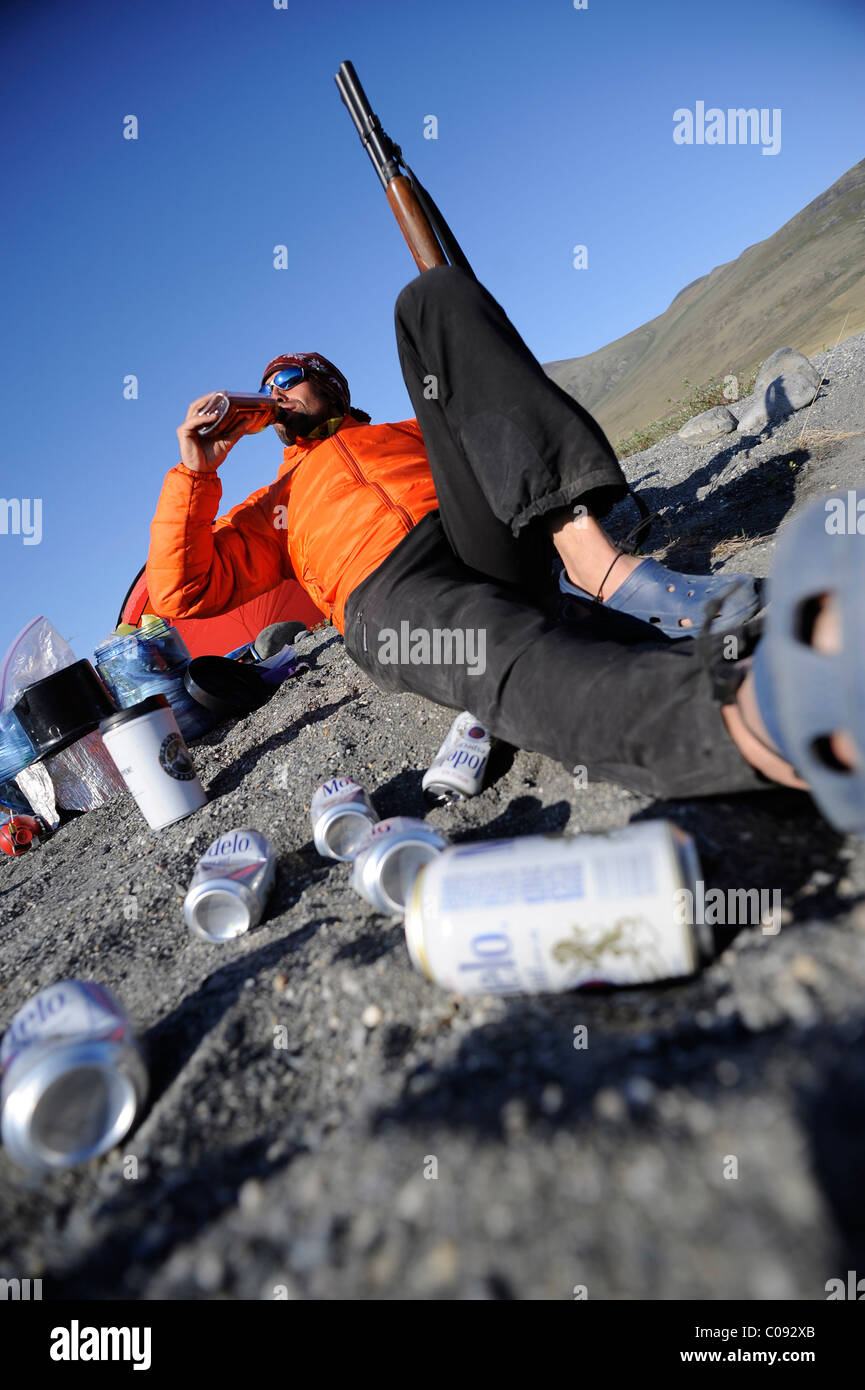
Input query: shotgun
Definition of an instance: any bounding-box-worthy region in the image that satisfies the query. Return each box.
[334,60,475,279]
[335,62,652,544]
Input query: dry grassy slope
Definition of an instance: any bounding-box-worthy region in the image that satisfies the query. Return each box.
[545,157,865,444]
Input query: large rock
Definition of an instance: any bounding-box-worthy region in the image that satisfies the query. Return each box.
[677,405,738,445]
[755,347,821,395]
[735,398,770,434]
[772,369,818,410]
[736,369,818,434]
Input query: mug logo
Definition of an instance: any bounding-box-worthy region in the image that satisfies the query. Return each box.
[158,732,196,781]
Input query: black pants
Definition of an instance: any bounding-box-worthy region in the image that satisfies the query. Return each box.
[344,267,767,801]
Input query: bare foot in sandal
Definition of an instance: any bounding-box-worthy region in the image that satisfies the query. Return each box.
[550,509,762,638]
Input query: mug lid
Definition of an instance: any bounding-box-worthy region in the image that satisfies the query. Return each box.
[99,693,169,734]
[183,657,270,717]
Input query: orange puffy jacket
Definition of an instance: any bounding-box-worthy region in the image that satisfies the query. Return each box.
[147,416,439,635]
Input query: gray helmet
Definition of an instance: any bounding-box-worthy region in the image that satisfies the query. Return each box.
[752,491,865,834]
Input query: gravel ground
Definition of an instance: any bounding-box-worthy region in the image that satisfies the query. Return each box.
[1,335,864,1301]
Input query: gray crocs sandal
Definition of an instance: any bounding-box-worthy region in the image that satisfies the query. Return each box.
[560,556,763,639]
[751,493,865,835]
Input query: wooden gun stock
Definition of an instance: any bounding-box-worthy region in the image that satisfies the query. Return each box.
[385,176,449,272]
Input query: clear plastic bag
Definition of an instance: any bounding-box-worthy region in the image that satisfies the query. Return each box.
[0,617,77,714]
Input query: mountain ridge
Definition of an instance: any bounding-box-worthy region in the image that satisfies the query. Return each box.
[545,157,865,444]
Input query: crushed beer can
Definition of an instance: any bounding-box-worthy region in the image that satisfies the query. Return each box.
[184,828,276,942]
[422,712,492,804]
[311,776,379,861]
[350,816,448,917]
[0,980,147,1173]
[404,820,710,994]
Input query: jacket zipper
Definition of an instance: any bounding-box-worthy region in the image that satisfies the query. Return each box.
[332,433,414,532]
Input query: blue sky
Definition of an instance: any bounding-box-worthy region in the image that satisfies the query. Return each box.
[1,0,863,666]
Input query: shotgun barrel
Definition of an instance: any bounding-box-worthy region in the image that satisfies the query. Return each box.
[334,60,400,190]
[335,59,469,275]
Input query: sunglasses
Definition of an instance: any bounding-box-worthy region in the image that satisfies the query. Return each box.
[260,366,306,395]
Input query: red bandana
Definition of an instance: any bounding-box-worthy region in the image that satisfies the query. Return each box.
[259,352,371,424]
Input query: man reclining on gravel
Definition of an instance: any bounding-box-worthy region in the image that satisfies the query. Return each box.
[146,267,864,837]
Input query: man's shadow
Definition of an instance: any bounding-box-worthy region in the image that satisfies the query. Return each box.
[614,376,828,571]
[620,443,810,573]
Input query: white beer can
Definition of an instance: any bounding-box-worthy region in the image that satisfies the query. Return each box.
[351,816,448,916]
[310,776,379,860]
[404,820,710,994]
[0,980,147,1173]
[422,712,492,804]
[184,828,276,941]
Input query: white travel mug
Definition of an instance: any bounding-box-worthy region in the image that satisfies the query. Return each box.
[99,694,207,831]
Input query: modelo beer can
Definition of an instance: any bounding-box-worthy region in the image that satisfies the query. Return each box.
[404,820,710,995]
[184,828,276,942]
[422,712,492,804]
[351,816,448,916]
[0,980,148,1174]
[311,777,379,861]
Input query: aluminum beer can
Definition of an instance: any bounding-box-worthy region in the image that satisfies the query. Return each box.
[184,828,276,941]
[311,776,379,861]
[351,816,448,917]
[0,980,148,1173]
[404,820,710,994]
[196,391,278,439]
[422,712,492,804]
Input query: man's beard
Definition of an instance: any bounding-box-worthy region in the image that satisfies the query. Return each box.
[272,404,330,445]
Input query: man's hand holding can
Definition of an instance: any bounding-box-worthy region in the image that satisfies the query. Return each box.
[177,393,251,473]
